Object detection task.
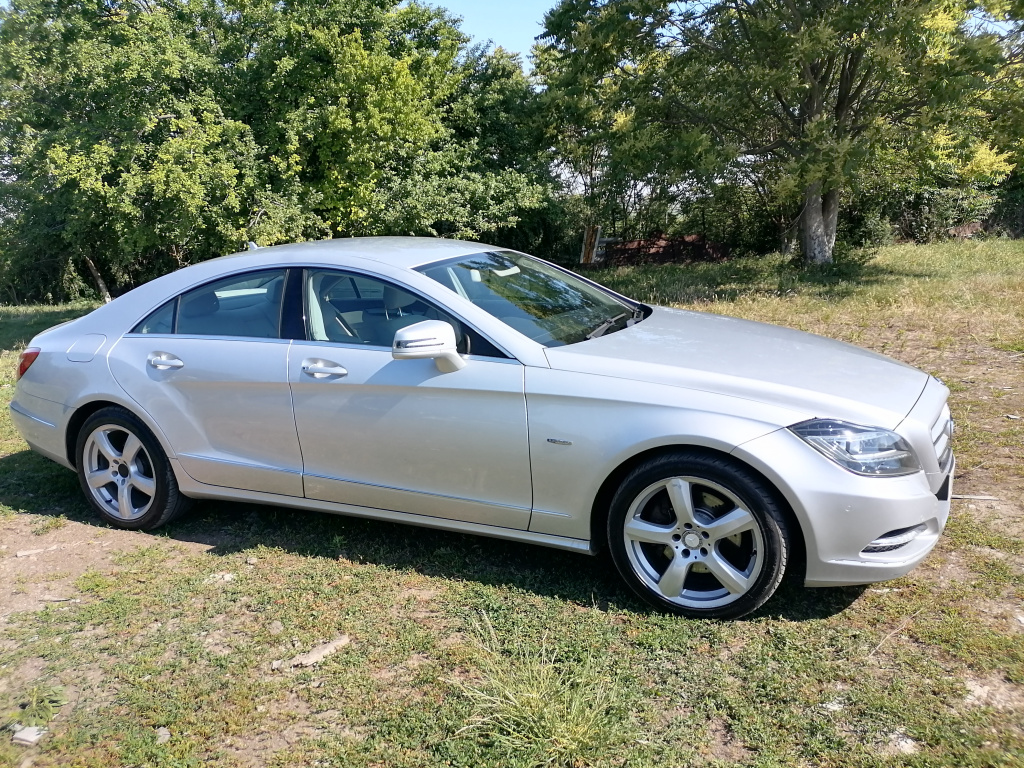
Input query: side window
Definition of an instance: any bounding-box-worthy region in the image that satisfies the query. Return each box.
[133,299,176,334]
[305,269,507,358]
[132,270,290,338]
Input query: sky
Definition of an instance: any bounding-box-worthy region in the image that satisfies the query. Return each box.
[430,0,555,61]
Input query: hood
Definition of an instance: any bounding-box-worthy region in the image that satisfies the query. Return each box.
[543,306,929,430]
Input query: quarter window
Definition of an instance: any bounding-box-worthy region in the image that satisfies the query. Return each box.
[133,300,175,334]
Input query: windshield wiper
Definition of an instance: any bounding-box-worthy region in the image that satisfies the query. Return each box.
[586,312,629,339]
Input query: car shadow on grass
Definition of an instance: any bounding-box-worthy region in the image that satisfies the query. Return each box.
[0,448,864,622]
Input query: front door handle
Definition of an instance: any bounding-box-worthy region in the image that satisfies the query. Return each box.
[301,359,348,378]
[148,352,184,370]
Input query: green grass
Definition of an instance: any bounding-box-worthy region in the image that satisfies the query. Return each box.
[0,242,1022,767]
[0,300,99,352]
[453,616,633,766]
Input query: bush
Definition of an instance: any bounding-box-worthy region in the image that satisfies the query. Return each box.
[893,187,998,242]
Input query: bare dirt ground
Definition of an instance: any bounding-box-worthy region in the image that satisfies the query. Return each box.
[0,518,212,625]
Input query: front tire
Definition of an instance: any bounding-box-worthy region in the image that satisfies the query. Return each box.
[607,451,789,619]
[75,406,191,530]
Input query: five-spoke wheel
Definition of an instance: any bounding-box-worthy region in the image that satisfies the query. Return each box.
[75,406,191,530]
[82,423,158,521]
[608,452,789,619]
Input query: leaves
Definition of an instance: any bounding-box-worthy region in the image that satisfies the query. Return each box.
[535,0,1011,260]
[0,0,548,301]
[6,685,67,728]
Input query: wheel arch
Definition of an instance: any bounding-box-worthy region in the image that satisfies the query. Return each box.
[64,398,175,469]
[588,444,805,566]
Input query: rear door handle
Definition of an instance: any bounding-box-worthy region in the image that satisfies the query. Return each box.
[148,352,184,370]
[301,359,348,378]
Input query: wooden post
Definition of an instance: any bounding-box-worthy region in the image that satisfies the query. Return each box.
[580,224,601,265]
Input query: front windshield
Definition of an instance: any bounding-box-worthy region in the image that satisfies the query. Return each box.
[415,251,641,347]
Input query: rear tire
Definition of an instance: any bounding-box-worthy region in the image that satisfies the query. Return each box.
[75,406,191,530]
[607,451,789,619]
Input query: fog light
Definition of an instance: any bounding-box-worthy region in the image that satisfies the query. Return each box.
[862,523,927,553]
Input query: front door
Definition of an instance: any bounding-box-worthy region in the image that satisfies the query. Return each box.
[288,268,532,528]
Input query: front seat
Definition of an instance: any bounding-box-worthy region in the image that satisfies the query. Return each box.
[356,286,425,347]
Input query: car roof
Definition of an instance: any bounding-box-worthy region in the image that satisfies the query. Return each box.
[214,236,502,271]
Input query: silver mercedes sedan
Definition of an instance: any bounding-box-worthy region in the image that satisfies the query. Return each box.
[10,237,954,618]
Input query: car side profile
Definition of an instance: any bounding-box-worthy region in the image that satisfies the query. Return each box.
[10,237,954,619]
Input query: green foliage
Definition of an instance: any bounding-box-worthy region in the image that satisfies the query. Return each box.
[6,685,67,728]
[0,0,265,300]
[537,0,1013,261]
[991,171,1024,236]
[0,0,550,302]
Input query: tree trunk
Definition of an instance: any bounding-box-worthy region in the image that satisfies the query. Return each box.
[82,255,112,303]
[580,224,601,264]
[823,187,840,252]
[799,182,836,264]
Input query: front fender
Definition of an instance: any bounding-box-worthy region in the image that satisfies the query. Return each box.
[525,367,809,540]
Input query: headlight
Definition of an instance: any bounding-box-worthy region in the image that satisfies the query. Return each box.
[789,419,921,477]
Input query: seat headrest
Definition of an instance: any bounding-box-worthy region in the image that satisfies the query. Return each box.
[266,276,284,306]
[318,274,346,298]
[383,285,416,310]
[181,291,219,318]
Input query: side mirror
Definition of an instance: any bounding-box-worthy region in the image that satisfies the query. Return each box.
[392,320,466,373]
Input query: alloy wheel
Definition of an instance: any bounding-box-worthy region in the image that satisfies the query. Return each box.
[82,423,157,521]
[622,475,765,610]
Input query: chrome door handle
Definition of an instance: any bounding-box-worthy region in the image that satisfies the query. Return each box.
[147,352,184,370]
[301,360,348,378]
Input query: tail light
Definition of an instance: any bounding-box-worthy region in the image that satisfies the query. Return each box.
[16,348,40,381]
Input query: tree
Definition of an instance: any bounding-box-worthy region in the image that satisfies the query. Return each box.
[539,0,1005,263]
[0,0,548,302]
[536,3,712,245]
[0,0,266,300]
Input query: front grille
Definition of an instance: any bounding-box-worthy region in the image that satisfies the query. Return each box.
[930,405,953,472]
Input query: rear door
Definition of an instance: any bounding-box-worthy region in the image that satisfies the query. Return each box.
[108,269,304,497]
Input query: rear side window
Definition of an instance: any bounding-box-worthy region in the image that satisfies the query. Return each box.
[133,300,175,334]
[132,269,288,338]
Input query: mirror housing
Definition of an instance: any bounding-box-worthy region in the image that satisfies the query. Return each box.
[392,320,466,373]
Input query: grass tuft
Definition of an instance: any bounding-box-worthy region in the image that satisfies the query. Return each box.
[31,514,67,535]
[454,616,632,767]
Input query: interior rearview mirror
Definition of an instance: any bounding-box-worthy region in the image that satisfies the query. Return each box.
[392,320,466,373]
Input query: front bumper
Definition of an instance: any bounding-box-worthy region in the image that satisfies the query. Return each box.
[733,428,953,587]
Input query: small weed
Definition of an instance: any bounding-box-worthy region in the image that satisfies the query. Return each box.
[945,513,1024,556]
[31,514,67,535]
[6,685,67,728]
[112,545,173,567]
[75,569,114,594]
[994,338,1024,353]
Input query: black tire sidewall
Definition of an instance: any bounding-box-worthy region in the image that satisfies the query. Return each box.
[75,407,176,531]
[607,452,789,620]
